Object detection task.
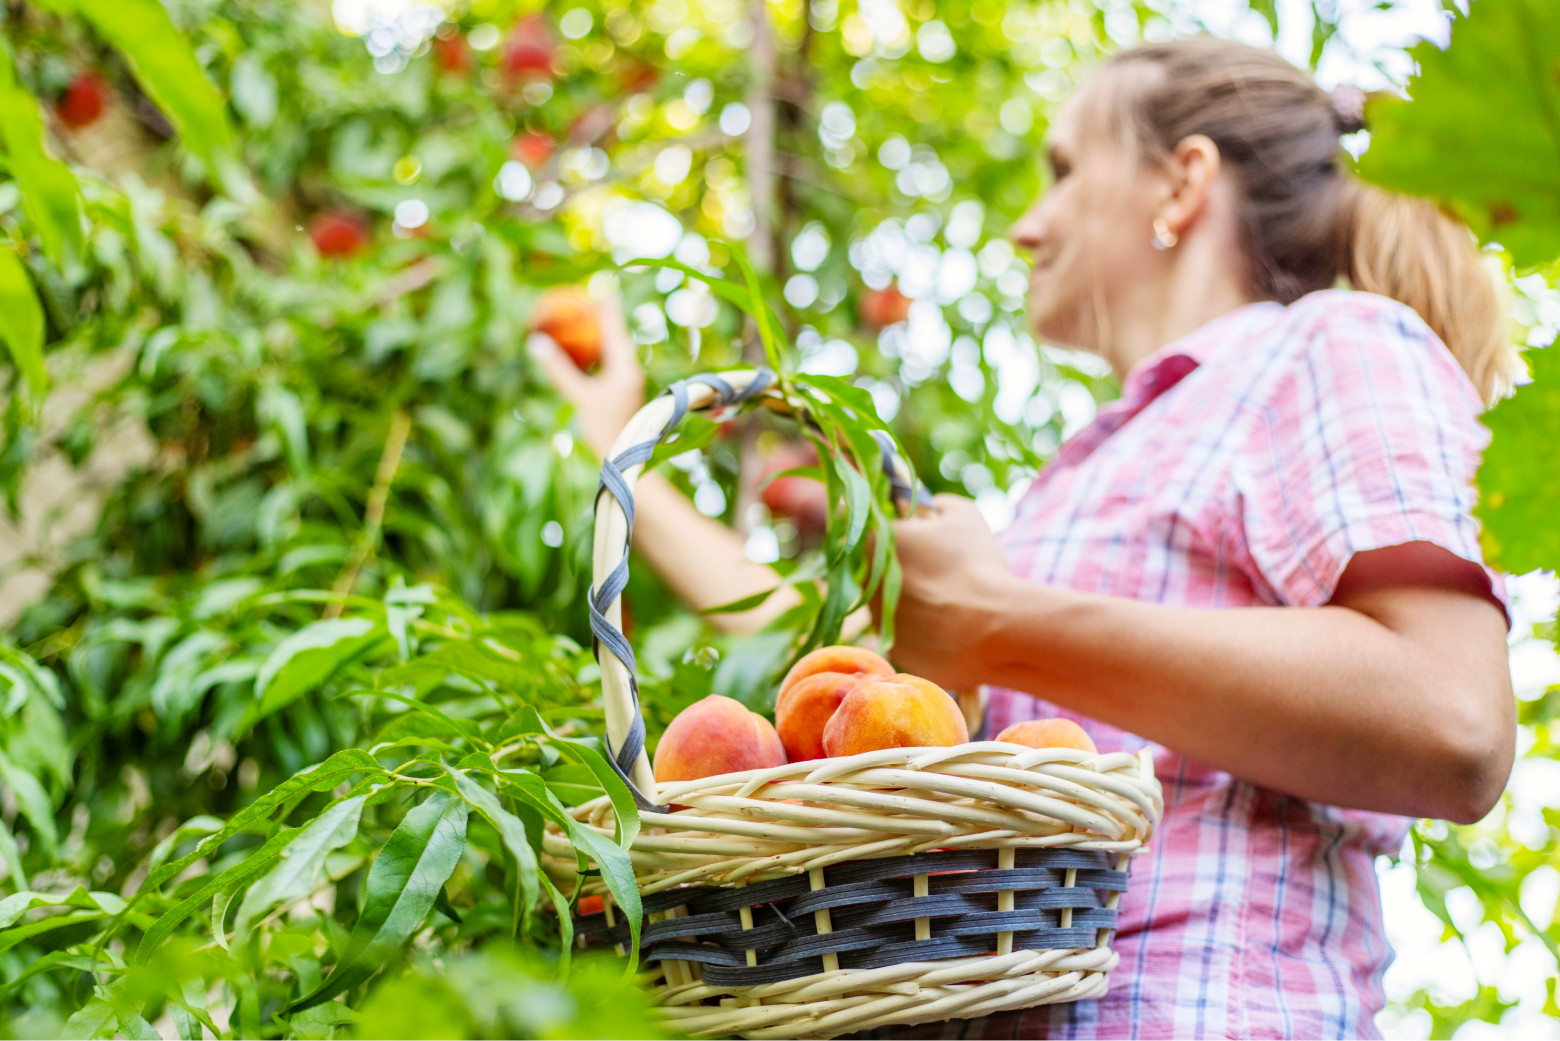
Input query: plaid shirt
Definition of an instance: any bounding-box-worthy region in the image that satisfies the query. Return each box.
[973,291,1502,1040]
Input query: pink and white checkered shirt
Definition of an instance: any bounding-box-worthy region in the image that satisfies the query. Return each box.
[975,291,1502,1040]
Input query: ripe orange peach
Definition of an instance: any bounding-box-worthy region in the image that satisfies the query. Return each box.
[576,894,605,915]
[776,672,866,762]
[821,673,968,757]
[859,284,912,329]
[533,286,602,370]
[779,645,894,697]
[653,695,787,783]
[996,718,1097,754]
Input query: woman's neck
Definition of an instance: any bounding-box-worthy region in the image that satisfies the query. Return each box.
[1095,200,1258,380]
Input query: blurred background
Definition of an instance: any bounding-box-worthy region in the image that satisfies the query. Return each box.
[0,0,1555,1036]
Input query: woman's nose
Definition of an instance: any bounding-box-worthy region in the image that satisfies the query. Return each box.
[1009,202,1046,251]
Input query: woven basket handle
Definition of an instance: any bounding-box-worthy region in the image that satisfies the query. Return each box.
[588,367,925,806]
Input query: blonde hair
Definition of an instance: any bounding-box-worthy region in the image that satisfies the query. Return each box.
[1099,37,1517,403]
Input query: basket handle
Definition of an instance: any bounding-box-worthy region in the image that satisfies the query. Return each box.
[588,367,925,806]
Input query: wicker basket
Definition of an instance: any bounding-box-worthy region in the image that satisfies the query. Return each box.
[544,367,1162,1040]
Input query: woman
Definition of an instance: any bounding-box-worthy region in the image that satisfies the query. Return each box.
[537,37,1516,1041]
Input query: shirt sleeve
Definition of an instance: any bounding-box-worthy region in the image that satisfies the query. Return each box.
[1233,292,1506,615]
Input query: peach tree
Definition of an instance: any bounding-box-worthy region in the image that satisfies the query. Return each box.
[3,0,1547,1037]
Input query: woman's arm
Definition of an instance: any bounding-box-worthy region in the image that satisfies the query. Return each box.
[889,495,1515,824]
[532,299,798,633]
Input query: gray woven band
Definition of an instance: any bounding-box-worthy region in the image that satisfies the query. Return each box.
[575,847,1127,986]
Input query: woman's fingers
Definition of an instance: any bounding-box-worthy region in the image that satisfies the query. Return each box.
[597,293,638,372]
[529,293,647,459]
[529,332,592,402]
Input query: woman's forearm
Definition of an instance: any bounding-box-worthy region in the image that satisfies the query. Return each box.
[965,571,1513,822]
[630,473,799,633]
[626,474,873,639]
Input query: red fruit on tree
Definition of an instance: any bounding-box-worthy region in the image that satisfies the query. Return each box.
[433,33,470,75]
[503,15,555,81]
[533,285,602,370]
[760,442,829,535]
[308,212,368,258]
[511,130,555,168]
[859,284,912,329]
[616,58,658,93]
[56,73,109,129]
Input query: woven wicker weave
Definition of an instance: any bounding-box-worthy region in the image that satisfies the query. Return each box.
[546,367,1163,1039]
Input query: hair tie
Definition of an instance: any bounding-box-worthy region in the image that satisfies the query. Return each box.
[1331,84,1367,134]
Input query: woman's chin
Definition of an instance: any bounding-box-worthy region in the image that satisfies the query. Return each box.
[1027,307,1090,353]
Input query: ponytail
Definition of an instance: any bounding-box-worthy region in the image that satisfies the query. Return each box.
[1101,38,1518,405]
[1342,182,1516,404]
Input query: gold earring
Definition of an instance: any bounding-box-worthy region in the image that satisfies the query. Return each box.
[1152,217,1178,250]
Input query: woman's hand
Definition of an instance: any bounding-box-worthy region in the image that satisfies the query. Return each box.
[886,494,1021,690]
[530,294,645,460]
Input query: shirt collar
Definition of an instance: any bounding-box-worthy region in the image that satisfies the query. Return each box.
[1117,302,1282,411]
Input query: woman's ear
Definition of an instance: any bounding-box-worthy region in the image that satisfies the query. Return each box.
[1158,134,1222,236]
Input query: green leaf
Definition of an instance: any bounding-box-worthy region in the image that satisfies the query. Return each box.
[356,688,480,743]
[233,794,366,945]
[545,739,640,850]
[210,886,238,951]
[1356,0,1560,266]
[68,0,235,164]
[126,749,381,916]
[1476,343,1560,573]
[645,416,721,472]
[290,790,469,1012]
[449,770,540,935]
[538,873,575,974]
[0,49,82,265]
[0,886,123,929]
[495,711,640,850]
[700,586,780,615]
[0,247,46,398]
[0,749,56,855]
[0,817,25,891]
[250,618,385,726]
[499,770,641,968]
[616,257,755,313]
[730,244,787,374]
[134,824,301,959]
[832,452,872,562]
[60,997,117,1040]
[542,763,603,806]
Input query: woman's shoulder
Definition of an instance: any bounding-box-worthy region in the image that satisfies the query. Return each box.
[1259,288,1480,407]
[1279,288,1434,345]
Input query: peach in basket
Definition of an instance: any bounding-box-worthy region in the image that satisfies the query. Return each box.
[653,694,787,783]
[996,718,1098,753]
[774,645,894,761]
[821,672,969,756]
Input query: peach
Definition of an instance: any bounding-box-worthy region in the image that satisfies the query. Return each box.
[776,673,865,762]
[821,673,968,757]
[533,286,602,370]
[653,695,787,783]
[779,645,894,697]
[996,718,1097,754]
[859,284,912,329]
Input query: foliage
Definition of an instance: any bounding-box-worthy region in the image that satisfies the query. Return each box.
[1357,0,1560,270]
[1360,0,1560,1034]
[0,0,1548,1036]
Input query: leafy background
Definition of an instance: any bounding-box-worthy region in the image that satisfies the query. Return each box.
[0,0,1555,1037]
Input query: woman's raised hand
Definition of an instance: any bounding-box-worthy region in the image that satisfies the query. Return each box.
[884,494,1019,691]
[530,294,645,460]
